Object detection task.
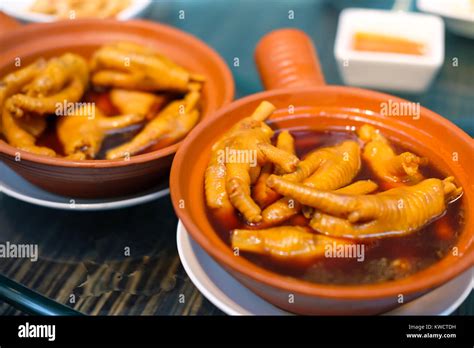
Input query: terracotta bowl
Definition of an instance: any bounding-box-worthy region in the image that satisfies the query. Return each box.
[170,29,474,315]
[0,17,234,198]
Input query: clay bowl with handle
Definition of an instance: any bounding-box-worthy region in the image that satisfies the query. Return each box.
[0,15,234,198]
[170,28,474,315]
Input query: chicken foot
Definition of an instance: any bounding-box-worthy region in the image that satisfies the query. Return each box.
[267,175,463,239]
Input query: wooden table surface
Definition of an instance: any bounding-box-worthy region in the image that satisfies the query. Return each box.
[0,0,472,315]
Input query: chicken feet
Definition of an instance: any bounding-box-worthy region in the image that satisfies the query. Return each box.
[0,60,56,156]
[91,42,202,92]
[7,53,89,118]
[204,101,301,223]
[57,105,144,159]
[267,175,463,239]
[262,140,361,225]
[252,131,297,208]
[357,124,426,184]
[231,226,354,262]
[105,88,201,159]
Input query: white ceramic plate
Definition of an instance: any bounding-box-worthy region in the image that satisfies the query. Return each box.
[177,221,473,315]
[0,161,169,211]
[417,0,474,38]
[0,0,152,23]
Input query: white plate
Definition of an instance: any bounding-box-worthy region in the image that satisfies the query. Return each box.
[177,221,473,315]
[0,161,169,211]
[0,0,152,23]
[417,0,474,38]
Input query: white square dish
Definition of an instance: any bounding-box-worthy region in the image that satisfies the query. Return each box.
[334,8,445,93]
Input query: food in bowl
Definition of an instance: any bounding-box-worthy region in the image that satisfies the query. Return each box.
[204,101,464,285]
[30,0,131,19]
[0,41,204,160]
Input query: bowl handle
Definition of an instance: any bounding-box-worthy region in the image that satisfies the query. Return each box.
[0,11,22,34]
[255,28,326,90]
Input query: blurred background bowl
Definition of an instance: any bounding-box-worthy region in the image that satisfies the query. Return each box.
[417,0,474,39]
[0,0,152,23]
[0,18,234,198]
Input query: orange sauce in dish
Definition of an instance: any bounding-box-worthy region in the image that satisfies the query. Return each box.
[353,31,425,56]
